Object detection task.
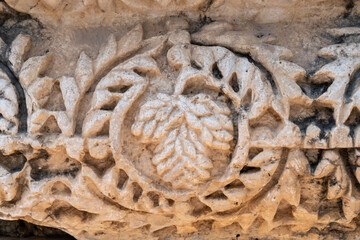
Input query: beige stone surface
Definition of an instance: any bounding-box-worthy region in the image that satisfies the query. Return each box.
[2,0,355,27]
[0,0,360,239]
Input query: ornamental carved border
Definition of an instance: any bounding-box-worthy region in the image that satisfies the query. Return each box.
[0,20,360,239]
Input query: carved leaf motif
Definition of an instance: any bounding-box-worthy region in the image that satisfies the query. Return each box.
[342,185,360,220]
[314,150,350,200]
[239,149,282,189]
[82,55,159,137]
[132,93,234,188]
[248,149,310,225]
[281,149,310,206]
[0,70,18,135]
[18,25,144,136]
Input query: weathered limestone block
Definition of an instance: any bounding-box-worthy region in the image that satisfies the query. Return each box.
[0,1,360,239]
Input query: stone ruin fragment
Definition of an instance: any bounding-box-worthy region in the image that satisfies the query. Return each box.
[0,0,359,239]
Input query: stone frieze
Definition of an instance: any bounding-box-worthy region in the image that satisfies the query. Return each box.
[0,16,359,239]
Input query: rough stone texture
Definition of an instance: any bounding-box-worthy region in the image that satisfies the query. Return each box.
[0,219,75,239]
[1,0,360,239]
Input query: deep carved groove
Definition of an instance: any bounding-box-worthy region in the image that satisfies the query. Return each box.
[290,103,335,137]
[230,72,239,92]
[205,190,228,200]
[0,151,26,173]
[345,68,360,103]
[212,62,223,79]
[345,108,360,138]
[132,182,143,203]
[190,197,212,217]
[251,149,289,202]
[224,179,245,190]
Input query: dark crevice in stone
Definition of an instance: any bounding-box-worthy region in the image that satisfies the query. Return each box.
[0,151,26,173]
[225,95,238,162]
[189,15,214,34]
[240,89,252,111]
[345,67,360,103]
[82,153,115,178]
[224,179,244,190]
[108,85,131,93]
[132,182,143,203]
[303,149,323,175]
[0,10,42,45]
[248,148,264,160]
[340,149,360,192]
[298,81,332,99]
[117,169,129,189]
[0,219,75,239]
[289,103,335,138]
[343,0,354,19]
[239,166,261,175]
[198,0,214,12]
[190,197,212,217]
[0,1,30,28]
[205,190,228,200]
[211,62,223,79]
[100,100,117,111]
[191,60,202,70]
[147,192,160,207]
[344,107,360,138]
[230,72,239,92]
[29,150,81,181]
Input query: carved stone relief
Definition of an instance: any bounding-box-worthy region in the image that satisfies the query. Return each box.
[0,1,360,239]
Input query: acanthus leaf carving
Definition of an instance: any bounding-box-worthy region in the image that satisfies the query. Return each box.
[17,24,144,137]
[0,69,18,135]
[313,149,360,220]
[82,55,159,138]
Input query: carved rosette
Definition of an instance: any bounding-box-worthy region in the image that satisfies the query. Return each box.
[0,20,359,239]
